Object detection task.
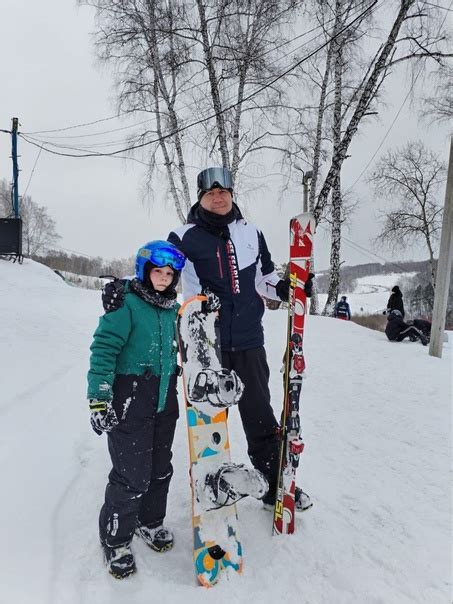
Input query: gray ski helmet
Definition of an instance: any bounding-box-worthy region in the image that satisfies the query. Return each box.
[390,309,402,318]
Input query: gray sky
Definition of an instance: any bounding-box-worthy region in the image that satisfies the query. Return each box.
[1,0,451,270]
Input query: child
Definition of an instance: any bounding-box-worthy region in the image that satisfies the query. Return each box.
[87,240,186,579]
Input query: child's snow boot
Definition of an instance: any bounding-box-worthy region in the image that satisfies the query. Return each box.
[136,524,174,552]
[102,541,136,579]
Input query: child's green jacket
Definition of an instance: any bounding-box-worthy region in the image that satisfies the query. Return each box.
[87,289,179,412]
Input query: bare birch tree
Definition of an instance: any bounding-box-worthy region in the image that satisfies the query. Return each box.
[313,0,452,226]
[84,0,304,221]
[420,63,453,126]
[288,0,451,314]
[20,195,61,256]
[370,140,445,287]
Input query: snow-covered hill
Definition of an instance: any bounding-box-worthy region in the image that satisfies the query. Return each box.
[0,259,450,604]
[317,272,417,316]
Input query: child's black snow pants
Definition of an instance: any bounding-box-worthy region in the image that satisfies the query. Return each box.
[221,347,280,505]
[99,373,179,548]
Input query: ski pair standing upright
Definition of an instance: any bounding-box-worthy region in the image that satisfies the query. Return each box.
[273,212,315,535]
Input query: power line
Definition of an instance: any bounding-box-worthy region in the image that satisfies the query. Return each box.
[423,1,453,10]
[22,146,42,198]
[317,223,417,272]
[18,1,379,161]
[24,112,142,135]
[20,3,364,142]
[22,2,378,153]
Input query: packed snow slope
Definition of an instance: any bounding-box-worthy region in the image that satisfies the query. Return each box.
[317,272,418,316]
[0,259,450,604]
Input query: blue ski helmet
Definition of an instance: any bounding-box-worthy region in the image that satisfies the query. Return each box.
[135,240,186,283]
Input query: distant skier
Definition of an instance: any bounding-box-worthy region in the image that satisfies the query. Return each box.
[384,309,428,345]
[385,285,405,319]
[87,240,186,579]
[334,296,351,320]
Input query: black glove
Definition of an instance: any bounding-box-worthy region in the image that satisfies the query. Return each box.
[275,278,290,302]
[101,278,126,313]
[89,399,119,435]
[304,272,315,298]
[276,272,315,302]
[201,288,221,313]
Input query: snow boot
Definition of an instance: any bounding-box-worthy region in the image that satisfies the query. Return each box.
[135,524,174,553]
[262,486,313,512]
[295,486,313,512]
[102,542,136,579]
[419,333,428,346]
[199,462,268,509]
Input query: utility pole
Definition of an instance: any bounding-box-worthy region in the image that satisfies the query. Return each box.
[11,117,20,218]
[429,137,453,359]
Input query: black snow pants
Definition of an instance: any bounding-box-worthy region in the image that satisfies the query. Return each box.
[221,347,280,505]
[396,326,425,342]
[99,373,179,548]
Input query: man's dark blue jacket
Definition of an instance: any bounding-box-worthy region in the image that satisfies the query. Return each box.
[168,202,281,351]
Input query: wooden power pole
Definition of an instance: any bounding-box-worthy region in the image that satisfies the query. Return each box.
[429,137,453,359]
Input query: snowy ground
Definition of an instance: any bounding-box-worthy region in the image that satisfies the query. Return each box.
[0,259,451,604]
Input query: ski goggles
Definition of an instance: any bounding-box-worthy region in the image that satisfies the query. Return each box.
[138,245,186,271]
[197,167,234,192]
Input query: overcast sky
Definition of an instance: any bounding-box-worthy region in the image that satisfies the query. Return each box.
[1,0,451,270]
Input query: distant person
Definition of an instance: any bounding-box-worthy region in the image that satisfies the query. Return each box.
[334,296,351,320]
[87,240,186,579]
[385,309,428,345]
[385,285,405,318]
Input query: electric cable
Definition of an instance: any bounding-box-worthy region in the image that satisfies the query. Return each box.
[18,1,379,160]
[21,2,368,140]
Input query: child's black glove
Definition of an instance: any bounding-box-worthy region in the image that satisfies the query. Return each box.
[89,399,119,435]
[101,278,127,313]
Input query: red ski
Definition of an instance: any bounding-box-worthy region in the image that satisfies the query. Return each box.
[273,213,315,535]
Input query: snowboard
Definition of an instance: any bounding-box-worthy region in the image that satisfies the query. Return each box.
[177,295,243,587]
[273,213,315,535]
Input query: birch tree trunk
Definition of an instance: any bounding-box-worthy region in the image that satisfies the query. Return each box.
[313,0,415,225]
[196,0,230,169]
[323,0,344,315]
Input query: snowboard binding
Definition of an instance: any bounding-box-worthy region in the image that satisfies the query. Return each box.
[198,462,269,510]
[188,368,244,409]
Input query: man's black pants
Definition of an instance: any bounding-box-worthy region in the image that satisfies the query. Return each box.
[221,347,280,505]
[99,374,178,547]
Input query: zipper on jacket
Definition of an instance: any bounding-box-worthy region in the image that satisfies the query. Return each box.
[216,246,224,278]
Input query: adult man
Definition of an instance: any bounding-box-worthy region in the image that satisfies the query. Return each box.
[103,166,313,511]
[334,295,351,320]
